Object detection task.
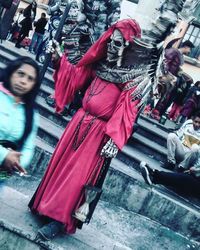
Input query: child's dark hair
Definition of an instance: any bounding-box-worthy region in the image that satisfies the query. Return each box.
[2,56,40,150]
[181,40,195,49]
[193,111,200,120]
[194,81,200,87]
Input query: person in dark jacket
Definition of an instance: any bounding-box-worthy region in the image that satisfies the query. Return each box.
[183,81,200,104]
[29,13,48,54]
[15,16,33,48]
[23,0,37,20]
[140,156,200,197]
[151,40,195,120]
[168,73,193,121]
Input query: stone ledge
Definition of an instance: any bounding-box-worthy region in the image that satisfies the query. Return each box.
[6,146,200,243]
[103,159,200,242]
[0,185,198,250]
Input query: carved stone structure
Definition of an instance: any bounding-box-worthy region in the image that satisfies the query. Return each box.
[140,0,200,43]
[48,0,122,63]
[82,0,122,41]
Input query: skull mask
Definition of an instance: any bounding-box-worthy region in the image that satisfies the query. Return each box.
[68,0,80,21]
[107,29,128,67]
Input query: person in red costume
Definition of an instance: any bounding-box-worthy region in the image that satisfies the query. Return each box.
[29,19,154,240]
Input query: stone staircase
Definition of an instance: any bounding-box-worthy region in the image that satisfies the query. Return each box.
[0,40,200,250]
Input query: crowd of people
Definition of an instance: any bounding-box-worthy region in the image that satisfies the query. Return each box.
[7,0,48,53]
[141,39,200,198]
[144,40,199,126]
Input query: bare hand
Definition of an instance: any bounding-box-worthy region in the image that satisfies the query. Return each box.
[46,39,62,62]
[189,167,195,173]
[2,151,26,174]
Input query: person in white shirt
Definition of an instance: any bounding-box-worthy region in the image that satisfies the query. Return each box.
[165,112,200,170]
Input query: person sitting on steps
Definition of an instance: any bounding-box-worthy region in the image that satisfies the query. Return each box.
[140,146,200,197]
[164,111,200,170]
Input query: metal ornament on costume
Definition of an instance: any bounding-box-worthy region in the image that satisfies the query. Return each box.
[96,33,160,107]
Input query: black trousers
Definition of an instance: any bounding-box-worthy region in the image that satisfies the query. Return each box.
[154,170,200,196]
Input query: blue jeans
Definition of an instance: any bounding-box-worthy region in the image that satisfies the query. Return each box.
[29,32,44,53]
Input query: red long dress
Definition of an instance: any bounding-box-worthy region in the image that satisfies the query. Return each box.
[30,56,139,234]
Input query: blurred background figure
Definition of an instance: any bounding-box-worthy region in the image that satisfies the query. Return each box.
[15,14,33,48]
[23,0,37,20]
[0,57,40,179]
[151,40,195,121]
[29,12,47,54]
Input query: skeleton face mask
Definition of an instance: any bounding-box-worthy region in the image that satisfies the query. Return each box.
[68,1,80,21]
[107,29,128,67]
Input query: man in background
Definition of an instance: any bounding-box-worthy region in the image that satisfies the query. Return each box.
[29,12,47,54]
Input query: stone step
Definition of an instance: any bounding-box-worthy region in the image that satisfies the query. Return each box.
[3,155,200,245]
[38,115,63,148]
[130,133,167,162]
[36,95,70,128]
[0,40,54,76]
[38,82,54,99]
[1,185,198,250]
[36,113,167,172]
[0,42,171,164]
[140,114,176,132]
[118,144,164,173]
[35,94,168,165]
[36,93,168,163]
[137,116,168,147]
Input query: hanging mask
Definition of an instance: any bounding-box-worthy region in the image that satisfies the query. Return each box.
[68,0,80,21]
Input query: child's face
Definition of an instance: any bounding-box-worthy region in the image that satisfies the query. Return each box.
[193,117,200,130]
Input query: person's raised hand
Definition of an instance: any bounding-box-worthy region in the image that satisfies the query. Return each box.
[46,39,62,62]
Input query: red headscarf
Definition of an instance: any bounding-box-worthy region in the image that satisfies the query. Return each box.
[77,19,141,67]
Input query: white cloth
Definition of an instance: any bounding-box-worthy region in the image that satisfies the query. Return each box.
[167,119,200,164]
[175,119,200,147]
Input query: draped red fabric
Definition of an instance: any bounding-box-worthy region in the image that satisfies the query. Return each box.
[77,19,141,67]
[54,19,141,112]
[29,19,142,234]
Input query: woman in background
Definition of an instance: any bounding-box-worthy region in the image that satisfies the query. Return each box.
[0,56,40,175]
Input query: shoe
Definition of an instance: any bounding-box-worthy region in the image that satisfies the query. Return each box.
[60,107,69,117]
[15,43,21,48]
[140,161,154,185]
[37,221,64,241]
[150,111,160,121]
[29,49,35,54]
[45,96,55,108]
[176,166,185,173]
[163,160,176,170]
